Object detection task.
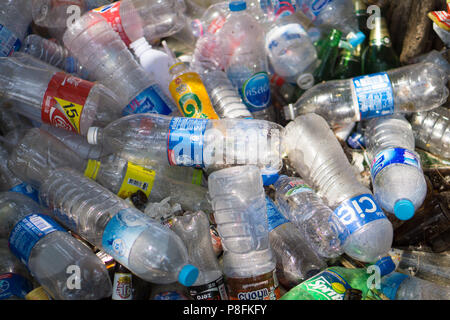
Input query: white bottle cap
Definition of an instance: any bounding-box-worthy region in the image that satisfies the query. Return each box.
[87,127,99,145]
[297,73,315,90]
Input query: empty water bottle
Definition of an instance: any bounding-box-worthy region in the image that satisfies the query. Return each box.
[273,175,344,258]
[410,106,450,160]
[365,115,427,220]
[0,191,112,300]
[0,56,123,136]
[37,168,199,286]
[282,113,395,273]
[208,166,280,300]
[285,62,449,125]
[0,0,32,57]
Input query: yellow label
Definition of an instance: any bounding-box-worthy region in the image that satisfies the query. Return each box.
[169,72,219,119]
[84,159,101,180]
[54,97,83,133]
[117,162,156,199]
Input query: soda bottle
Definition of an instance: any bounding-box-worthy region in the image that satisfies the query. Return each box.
[365,115,427,220]
[0,0,32,57]
[361,16,400,74]
[219,1,273,121]
[62,11,177,116]
[208,166,281,300]
[0,239,33,300]
[0,56,123,136]
[0,191,113,300]
[273,175,344,258]
[111,263,134,300]
[285,62,449,125]
[282,113,395,273]
[171,211,228,300]
[265,196,326,290]
[410,106,450,160]
[37,167,199,286]
[86,114,283,180]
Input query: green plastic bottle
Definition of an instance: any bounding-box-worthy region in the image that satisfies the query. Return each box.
[313,29,342,83]
[362,16,400,74]
[280,266,383,300]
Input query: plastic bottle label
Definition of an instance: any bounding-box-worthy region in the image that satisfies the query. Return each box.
[192,169,203,185]
[167,117,209,168]
[169,72,219,119]
[9,183,40,203]
[8,214,65,266]
[332,193,387,242]
[226,269,281,300]
[0,24,21,57]
[241,72,271,112]
[188,276,228,300]
[298,269,351,300]
[112,272,133,300]
[283,180,313,197]
[117,162,156,199]
[154,291,188,300]
[41,72,94,133]
[102,208,155,267]
[122,84,174,116]
[351,72,395,121]
[65,56,77,74]
[301,0,333,21]
[371,148,421,180]
[93,2,132,46]
[266,196,289,231]
[0,273,33,300]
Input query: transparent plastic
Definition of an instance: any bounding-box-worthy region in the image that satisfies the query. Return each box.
[0,0,32,56]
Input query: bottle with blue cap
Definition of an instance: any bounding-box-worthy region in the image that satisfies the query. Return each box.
[36,167,199,287]
[283,113,395,276]
[218,1,274,121]
[365,114,427,221]
[381,272,450,300]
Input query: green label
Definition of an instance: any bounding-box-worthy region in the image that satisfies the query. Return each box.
[300,270,351,300]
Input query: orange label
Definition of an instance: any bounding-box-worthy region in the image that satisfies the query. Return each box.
[226,269,281,300]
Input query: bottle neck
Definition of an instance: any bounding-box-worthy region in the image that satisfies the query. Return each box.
[370,17,392,47]
[129,37,152,59]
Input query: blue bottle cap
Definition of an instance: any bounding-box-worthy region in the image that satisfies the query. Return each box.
[380,273,409,300]
[348,31,366,48]
[229,1,247,11]
[394,199,415,221]
[374,256,396,277]
[262,172,280,186]
[178,264,199,287]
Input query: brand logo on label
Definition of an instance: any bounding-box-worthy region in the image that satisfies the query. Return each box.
[237,288,269,300]
[242,72,271,110]
[0,280,10,294]
[304,276,345,300]
[311,0,330,12]
[115,276,132,299]
[179,93,203,117]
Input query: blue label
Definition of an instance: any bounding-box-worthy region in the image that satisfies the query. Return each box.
[122,85,174,116]
[332,194,387,242]
[351,72,394,120]
[241,72,271,112]
[8,214,65,266]
[154,291,187,300]
[347,132,365,149]
[266,196,289,231]
[102,208,155,266]
[9,183,40,203]
[0,24,21,57]
[0,273,33,300]
[371,148,421,180]
[167,117,208,167]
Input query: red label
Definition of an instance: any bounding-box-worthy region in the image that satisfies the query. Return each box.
[41,72,94,133]
[93,2,132,46]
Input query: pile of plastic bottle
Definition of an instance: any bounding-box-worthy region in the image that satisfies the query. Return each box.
[0,0,449,301]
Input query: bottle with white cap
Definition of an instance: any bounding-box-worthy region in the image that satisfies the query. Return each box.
[364,114,427,220]
[37,167,199,286]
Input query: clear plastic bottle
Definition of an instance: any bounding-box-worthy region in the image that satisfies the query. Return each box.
[0,239,33,300]
[37,168,199,286]
[0,191,113,300]
[273,175,343,258]
[171,211,228,300]
[282,113,395,272]
[410,106,450,160]
[208,165,281,300]
[365,115,427,220]
[62,11,177,116]
[87,113,283,178]
[0,109,32,146]
[410,49,450,80]
[285,62,449,125]
[0,0,32,57]
[218,1,273,121]
[264,12,317,90]
[21,34,90,79]
[381,272,450,300]
[0,56,123,136]
[8,127,212,213]
[265,196,326,290]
